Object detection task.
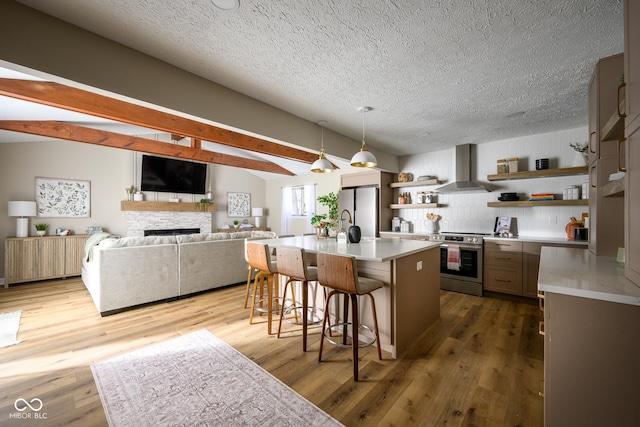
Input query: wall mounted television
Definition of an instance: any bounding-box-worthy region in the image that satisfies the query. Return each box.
[140,155,207,194]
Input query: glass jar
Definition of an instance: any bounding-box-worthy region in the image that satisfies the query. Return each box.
[497,159,508,174]
[508,157,519,173]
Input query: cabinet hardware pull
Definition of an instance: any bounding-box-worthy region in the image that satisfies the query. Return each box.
[590,164,597,188]
[618,83,627,118]
[617,138,627,173]
[539,379,545,397]
[538,292,545,311]
[589,131,596,154]
[495,256,512,260]
[538,320,545,336]
[495,277,511,282]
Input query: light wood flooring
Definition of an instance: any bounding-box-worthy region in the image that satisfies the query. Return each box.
[0,278,543,426]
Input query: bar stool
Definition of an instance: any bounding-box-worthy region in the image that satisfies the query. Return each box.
[276,245,321,351]
[243,232,277,309]
[246,242,280,335]
[316,252,383,381]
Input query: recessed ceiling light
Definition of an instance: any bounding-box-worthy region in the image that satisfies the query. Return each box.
[209,0,239,12]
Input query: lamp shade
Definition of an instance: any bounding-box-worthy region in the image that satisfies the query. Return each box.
[311,154,334,173]
[8,201,37,217]
[350,150,378,168]
[252,207,264,217]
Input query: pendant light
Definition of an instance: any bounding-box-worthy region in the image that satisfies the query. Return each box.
[350,106,377,168]
[311,120,334,173]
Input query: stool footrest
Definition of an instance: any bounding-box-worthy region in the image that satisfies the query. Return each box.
[323,322,377,349]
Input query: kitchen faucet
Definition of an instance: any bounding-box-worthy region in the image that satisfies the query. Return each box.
[340,209,353,231]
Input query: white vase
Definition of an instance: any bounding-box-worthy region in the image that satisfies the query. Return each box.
[36,230,46,237]
[572,151,588,167]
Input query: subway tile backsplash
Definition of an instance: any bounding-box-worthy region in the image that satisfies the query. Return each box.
[396,127,589,238]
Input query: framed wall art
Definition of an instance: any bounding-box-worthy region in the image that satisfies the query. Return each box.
[227,192,250,217]
[35,177,91,218]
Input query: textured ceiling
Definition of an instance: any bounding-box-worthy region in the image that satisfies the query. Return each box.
[12,0,625,156]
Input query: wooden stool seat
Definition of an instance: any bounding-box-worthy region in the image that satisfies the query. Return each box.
[316,252,383,381]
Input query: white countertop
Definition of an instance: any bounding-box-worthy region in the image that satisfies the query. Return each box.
[484,235,588,246]
[538,246,640,306]
[252,235,441,263]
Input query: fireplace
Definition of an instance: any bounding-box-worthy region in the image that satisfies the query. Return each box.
[124,211,211,237]
[144,228,200,236]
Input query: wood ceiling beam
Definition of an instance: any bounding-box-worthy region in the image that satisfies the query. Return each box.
[0,78,319,164]
[0,120,295,176]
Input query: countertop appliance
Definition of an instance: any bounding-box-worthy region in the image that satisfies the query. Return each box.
[339,187,379,238]
[430,231,487,296]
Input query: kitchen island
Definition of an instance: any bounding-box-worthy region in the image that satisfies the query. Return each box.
[538,247,640,426]
[253,235,441,358]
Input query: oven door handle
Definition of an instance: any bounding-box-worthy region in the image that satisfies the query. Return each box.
[441,243,481,251]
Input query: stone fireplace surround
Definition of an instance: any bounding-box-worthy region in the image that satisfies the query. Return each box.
[125,211,211,237]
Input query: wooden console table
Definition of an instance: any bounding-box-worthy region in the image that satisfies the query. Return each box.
[4,235,89,287]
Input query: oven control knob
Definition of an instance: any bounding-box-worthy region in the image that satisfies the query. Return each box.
[470,237,477,243]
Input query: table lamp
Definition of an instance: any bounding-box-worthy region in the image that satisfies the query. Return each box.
[8,201,37,238]
[252,207,264,228]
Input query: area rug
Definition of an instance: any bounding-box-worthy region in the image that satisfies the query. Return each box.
[91,329,343,426]
[0,310,22,348]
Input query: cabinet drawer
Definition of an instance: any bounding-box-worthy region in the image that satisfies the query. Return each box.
[485,248,522,268]
[485,240,523,253]
[484,267,523,295]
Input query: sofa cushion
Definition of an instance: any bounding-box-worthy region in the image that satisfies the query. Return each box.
[98,235,177,248]
[177,232,230,243]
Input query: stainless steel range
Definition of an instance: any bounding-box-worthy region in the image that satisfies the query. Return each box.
[430,232,488,296]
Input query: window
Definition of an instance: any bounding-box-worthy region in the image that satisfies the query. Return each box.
[291,186,307,216]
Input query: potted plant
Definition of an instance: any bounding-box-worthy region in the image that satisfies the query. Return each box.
[316,192,339,235]
[125,185,136,201]
[311,214,328,238]
[233,220,239,229]
[197,198,213,212]
[569,142,589,166]
[34,223,48,237]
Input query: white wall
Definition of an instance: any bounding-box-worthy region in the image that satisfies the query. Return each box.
[397,127,590,237]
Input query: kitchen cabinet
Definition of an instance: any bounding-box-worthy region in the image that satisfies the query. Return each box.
[4,235,89,287]
[588,53,626,257]
[543,292,640,426]
[625,0,640,133]
[588,53,624,163]
[483,240,523,295]
[625,0,640,286]
[485,240,587,298]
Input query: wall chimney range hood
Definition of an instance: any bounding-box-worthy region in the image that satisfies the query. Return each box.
[436,144,489,193]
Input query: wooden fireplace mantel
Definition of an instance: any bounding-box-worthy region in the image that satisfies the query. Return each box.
[120,201,217,212]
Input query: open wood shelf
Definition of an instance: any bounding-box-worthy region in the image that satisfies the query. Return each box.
[121,201,217,212]
[602,178,625,197]
[487,199,588,207]
[389,203,442,209]
[600,100,625,142]
[389,179,442,188]
[487,166,588,181]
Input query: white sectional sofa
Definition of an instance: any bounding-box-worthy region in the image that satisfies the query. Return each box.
[82,231,258,315]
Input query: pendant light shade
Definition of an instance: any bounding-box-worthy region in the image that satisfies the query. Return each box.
[311,120,334,173]
[351,106,377,168]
